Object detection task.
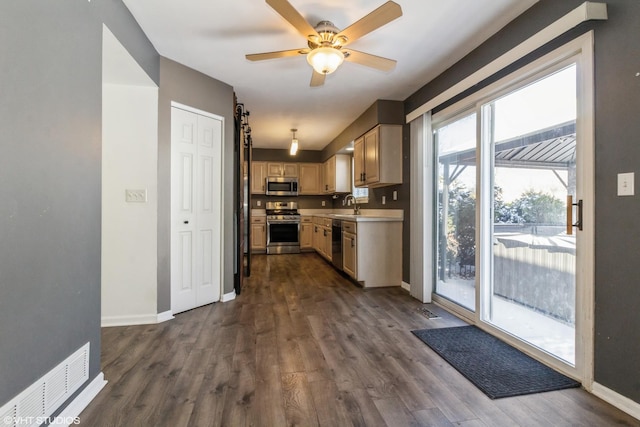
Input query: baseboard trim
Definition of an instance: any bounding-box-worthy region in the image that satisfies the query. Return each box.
[221,290,236,302]
[591,382,640,421]
[401,281,411,292]
[50,372,107,426]
[156,310,174,323]
[101,311,174,327]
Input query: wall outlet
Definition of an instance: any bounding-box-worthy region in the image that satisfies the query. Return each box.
[618,172,634,196]
[393,190,398,201]
[125,189,147,203]
[322,200,326,206]
[382,195,386,205]
[257,200,261,207]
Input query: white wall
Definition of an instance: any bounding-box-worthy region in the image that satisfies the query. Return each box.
[101,83,159,325]
[101,26,159,325]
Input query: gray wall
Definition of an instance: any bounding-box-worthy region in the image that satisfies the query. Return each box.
[321,100,404,160]
[253,148,323,163]
[404,0,640,403]
[0,0,158,408]
[323,100,411,282]
[157,57,235,310]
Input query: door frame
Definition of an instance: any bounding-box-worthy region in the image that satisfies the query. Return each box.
[170,101,225,313]
[428,33,595,385]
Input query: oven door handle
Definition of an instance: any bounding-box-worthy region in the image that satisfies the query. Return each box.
[267,221,300,225]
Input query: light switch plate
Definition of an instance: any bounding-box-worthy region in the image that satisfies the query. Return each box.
[618,172,634,196]
[257,200,261,207]
[393,191,398,201]
[125,189,147,203]
[382,196,386,205]
[321,201,326,206]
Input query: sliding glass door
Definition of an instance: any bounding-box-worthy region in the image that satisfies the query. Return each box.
[434,113,477,311]
[432,61,585,368]
[482,65,578,365]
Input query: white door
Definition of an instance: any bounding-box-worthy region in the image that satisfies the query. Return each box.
[171,106,223,314]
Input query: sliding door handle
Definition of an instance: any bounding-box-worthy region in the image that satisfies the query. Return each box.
[567,195,583,235]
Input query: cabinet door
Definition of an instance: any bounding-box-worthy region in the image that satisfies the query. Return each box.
[283,163,298,177]
[300,222,313,248]
[251,223,266,250]
[342,232,357,278]
[324,157,336,193]
[324,228,332,261]
[251,162,267,194]
[364,127,379,184]
[353,136,366,187]
[312,223,320,252]
[299,163,321,195]
[267,162,283,176]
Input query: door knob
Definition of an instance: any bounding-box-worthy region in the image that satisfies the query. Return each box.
[184,220,189,224]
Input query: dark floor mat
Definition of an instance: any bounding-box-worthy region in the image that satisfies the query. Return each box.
[412,325,580,399]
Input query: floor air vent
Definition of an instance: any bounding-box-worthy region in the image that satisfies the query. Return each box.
[0,342,89,427]
[417,307,441,319]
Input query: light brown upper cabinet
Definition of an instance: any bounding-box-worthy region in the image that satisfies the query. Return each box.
[251,161,267,194]
[298,163,323,195]
[354,124,402,188]
[323,154,351,194]
[267,162,298,178]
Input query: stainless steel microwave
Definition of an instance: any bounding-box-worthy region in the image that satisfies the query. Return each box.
[265,177,298,196]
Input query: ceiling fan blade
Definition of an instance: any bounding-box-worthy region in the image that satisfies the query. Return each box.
[344,49,397,72]
[245,48,308,61]
[310,70,326,87]
[266,0,319,40]
[336,1,402,46]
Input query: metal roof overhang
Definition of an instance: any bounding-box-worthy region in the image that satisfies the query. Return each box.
[439,121,576,171]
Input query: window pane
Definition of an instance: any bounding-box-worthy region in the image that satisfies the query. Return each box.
[435,113,477,311]
[352,157,368,202]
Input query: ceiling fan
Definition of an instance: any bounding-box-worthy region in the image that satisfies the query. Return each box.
[246,0,403,87]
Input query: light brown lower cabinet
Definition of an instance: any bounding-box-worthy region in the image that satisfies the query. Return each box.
[346,220,402,287]
[342,230,357,279]
[250,216,266,252]
[300,217,313,250]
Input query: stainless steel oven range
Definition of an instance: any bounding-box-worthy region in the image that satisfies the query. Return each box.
[265,201,300,254]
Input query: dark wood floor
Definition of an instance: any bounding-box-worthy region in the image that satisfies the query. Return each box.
[80,253,639,426]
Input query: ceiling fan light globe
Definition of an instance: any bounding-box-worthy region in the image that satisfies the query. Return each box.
[307,47,344,75]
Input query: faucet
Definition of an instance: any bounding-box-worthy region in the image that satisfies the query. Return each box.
[343,194,360,215]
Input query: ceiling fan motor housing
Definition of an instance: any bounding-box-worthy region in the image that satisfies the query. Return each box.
[307,21,347,49]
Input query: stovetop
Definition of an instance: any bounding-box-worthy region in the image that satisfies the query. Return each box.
[265,201,299,220]
[266,209,300,216]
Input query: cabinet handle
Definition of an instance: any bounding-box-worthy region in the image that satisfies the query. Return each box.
[351,238,355,248]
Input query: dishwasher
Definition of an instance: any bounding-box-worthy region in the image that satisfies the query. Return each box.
[331,219,343,270]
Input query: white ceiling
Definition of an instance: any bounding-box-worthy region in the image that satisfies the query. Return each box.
[122,0,537,150]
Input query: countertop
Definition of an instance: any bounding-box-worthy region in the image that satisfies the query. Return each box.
[307,213,403,222]
[251,208,403,222]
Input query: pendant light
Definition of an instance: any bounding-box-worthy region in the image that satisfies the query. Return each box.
[290,128,299,155]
